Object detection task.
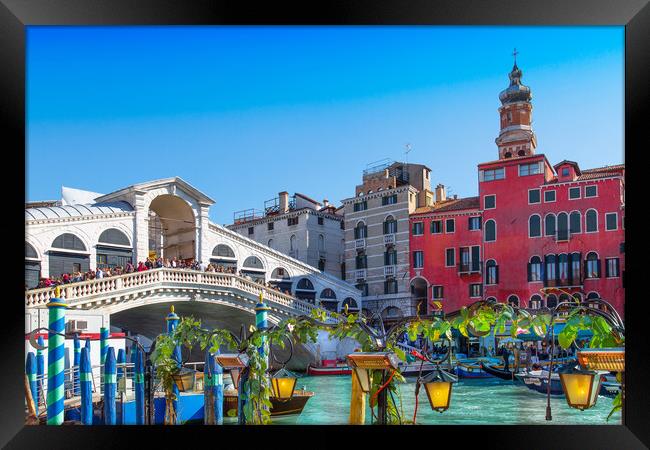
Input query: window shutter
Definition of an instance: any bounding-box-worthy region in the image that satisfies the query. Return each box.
[615,258,620,277]
[541,259,547,283]
[596,259,602,278]
[527,263,532,282]
[495,265,499,284]
[555,253,561,285]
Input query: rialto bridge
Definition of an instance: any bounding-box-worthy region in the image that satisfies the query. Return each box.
[25,177,361,367]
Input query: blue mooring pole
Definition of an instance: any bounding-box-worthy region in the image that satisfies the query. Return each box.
[73,334,81,396]
[117,348,126,380]
[99,328,109,394]
[214,349,223,425]
[80,346,93,425]
[166,305,181,425]
[26,352,38,409]
[135,346,145,425]
[204,349,215,425]
[103,347,117,425]
[36,336,45,406]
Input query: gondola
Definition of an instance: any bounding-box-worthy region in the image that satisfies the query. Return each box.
[223,388,314,416]
[479,362,517,381]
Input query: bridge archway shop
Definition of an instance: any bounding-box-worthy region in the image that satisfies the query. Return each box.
[48,233,90,278]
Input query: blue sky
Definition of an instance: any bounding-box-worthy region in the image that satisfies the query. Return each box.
[27,26,624,224]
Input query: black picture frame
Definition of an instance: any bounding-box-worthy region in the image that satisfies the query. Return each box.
[2,0,647,448]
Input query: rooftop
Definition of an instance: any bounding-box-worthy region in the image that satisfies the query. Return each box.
[412,196,480,215]
[26,201,134,221]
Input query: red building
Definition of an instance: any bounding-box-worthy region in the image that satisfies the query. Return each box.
[409,62,625,316]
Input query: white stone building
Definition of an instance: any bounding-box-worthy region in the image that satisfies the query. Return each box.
[227,191,346,284]
[25,177,361,313]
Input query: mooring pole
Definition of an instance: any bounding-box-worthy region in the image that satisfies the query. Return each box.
[103,347,117,425]
[204,349,215,425]
[36,336,45,408]
[80,346,93,425]
[73,334,81,396]
[46,291,67,425]
[165,305,181,425]
[25,352,38,413]
[135,347,145,425]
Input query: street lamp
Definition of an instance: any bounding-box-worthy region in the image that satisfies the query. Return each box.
[423,369,453,413]
[559,366,602,411]
[270,367,297,401]
[215,353,249,388]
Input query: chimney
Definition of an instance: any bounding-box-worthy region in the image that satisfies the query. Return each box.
[279,191,289,213]
[323,199,330,208]
[453,194,458,200]
[435,184,446,203]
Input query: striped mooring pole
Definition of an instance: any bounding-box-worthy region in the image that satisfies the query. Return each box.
[99,327,109,394]
[255,292,270,362]
[36,336,45,405]
[117,348,126,380]
[46,289,67,425]
[80,346,93,425]
[166,305,181,424]
[73,334,81,396]
[103,347,117,425]
[213,350,223,425]
[134,346,145,425]
[26,352,38,408]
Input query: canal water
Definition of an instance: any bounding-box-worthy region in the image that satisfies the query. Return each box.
[269,375,621,425]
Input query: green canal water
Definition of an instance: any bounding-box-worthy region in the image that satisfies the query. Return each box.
[267,375,621,425]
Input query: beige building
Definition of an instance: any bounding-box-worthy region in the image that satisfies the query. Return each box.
[341,161,434,317]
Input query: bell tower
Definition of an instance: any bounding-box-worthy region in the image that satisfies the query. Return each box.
[495,49,537,159]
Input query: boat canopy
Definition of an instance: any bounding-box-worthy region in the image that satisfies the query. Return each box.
[517,323,593,341]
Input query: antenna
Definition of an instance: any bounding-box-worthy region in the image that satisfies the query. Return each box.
[404,143,412,183]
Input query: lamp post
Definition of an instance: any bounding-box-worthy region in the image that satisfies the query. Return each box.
[537,290,625,421]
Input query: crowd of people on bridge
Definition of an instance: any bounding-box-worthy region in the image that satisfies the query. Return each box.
[30,256,292,298]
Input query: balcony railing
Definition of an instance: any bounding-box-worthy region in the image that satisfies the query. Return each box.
[457,261,482,275]
[383,234,396,245]
[355,238,366,249]
[384,265,396,277]
[355,269,367,280]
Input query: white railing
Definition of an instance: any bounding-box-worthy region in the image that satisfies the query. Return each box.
[355,238,366,249]
[383,234,395,245]
[24,268,331,320]
[355,269,367,280]
[384,265,396,277]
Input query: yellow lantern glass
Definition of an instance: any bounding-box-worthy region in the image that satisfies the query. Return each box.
[270,368,297,401]
[424,380,452,413]
[559,370,601,411]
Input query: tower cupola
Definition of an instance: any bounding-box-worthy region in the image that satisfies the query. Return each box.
[495,49,537,160]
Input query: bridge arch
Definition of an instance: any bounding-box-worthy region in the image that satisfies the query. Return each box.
[147,194,196,261]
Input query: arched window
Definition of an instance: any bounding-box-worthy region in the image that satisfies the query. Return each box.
[528,256,542,282]
[354,221,367,239]
[559,293,570,304]
[557,213,569,241]
[484,220,496,242]
[267,239,273,249]
[25,242,38,259]
[504,152,512,158]
[517,150,526,157]
[383,215,397,234]
[545,255,557,285]
[243,256,264,269]
[320,288,337,299]
[342,297,358,310]
[546,294,558,308]
[544,214,556,237]
[529,215,541,237]
[318,234,325,252]
[296,278,315,291]
[381,306,403,319]
[530,295,543,309]
[52,233,86,251]
[98,228,131,246]
[485,260,498,285]
[270,267,289,280]
[507,295,519,307]
[567,211,578,229]
[585,252,600,278]
[290,235,296,252]
[97,228,133,269]
[213,244,235,258]
[587,291,600,310]
[572,292,583,303]
[586,209,598,232]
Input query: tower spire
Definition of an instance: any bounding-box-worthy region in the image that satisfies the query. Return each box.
[513,48,519,65]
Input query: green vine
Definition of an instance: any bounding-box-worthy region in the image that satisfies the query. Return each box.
[151,301,623,425]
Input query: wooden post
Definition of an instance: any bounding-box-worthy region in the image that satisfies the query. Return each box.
[349,369,366,425]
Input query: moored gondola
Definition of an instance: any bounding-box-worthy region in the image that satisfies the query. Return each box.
[479,362,517,381]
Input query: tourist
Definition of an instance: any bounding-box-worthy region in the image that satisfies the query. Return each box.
[137,261,147,272]
[96,267,104,279]
[126,262,134,273]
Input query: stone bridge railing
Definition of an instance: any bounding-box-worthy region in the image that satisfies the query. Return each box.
[25,268,332,319]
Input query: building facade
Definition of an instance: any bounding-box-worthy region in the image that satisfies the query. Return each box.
[342,161,434,318]
[227,191,345,280]
[409,62,625,316]
[25,177,361,313]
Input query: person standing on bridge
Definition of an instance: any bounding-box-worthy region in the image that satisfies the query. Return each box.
[96,267,104,279]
